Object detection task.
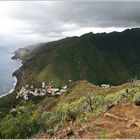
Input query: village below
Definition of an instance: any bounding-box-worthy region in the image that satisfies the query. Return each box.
[16,81,69,100]
[16,80,110,101]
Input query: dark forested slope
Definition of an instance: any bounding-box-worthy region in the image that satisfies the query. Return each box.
[15,28,140,87]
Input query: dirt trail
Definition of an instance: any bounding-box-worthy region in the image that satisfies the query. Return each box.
[93,102,140,138]
[37,102,140,139]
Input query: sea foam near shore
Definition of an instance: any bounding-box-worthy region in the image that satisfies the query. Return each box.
[0,76,18,98]
[0,50,22,98]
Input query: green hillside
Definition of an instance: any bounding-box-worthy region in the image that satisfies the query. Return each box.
[15,28,140,88]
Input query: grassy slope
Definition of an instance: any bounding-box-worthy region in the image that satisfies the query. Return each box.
[36,80,140,139]
[0,80,140,138]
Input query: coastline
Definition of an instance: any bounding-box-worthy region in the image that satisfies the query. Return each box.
[0,76,17,98]
[0,56,22,99]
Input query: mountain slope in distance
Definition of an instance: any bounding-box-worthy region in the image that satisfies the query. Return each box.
[14,28,140,88]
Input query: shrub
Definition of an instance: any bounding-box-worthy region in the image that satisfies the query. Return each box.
[33,109,64,133]
[70,97,86,112]
[104,93,123,109]
[57,97,87,122]
[45,111,64,129]
[104,94,115,109]
[85,93,104,111]
[64,109,77,122]
[133,92,140,105]
[0,112,37,139]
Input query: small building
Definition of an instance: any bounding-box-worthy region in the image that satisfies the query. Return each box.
[62,85,67,89]
[101,84,110,88]
[47,88,59,94]
[24,95,28,100]
[60,89,67,93]
[42,81,45,88]
[55,92,61,95]
[30,85,34,89]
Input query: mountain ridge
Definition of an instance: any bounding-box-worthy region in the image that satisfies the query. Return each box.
[13,28,140,88]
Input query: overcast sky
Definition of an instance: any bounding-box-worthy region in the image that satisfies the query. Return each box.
[0,1,140,49]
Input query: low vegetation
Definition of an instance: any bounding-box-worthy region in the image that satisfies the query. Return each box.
[0,80,139,138]
[133,92,140,105]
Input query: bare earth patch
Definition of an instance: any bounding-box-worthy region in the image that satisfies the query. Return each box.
[36,101,140,139]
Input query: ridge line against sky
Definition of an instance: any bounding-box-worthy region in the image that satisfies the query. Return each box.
[0,1,140,49]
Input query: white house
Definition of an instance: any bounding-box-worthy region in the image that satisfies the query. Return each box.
[62,85,67,89]
[101,84,110,88]
[60,89,67,93]
[47,88,59,93]
[55,92,61,95]
[30,85,34,89]
[42,81,45,88]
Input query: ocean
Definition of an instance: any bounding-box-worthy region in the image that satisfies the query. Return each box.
[0,47,22,97]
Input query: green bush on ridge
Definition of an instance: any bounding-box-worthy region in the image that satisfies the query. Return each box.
[133,92,140,105]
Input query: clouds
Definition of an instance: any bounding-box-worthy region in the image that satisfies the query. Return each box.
[0,1,140,48]
[13,2,140,35]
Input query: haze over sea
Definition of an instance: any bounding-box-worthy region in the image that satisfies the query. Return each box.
[0,47,21,96]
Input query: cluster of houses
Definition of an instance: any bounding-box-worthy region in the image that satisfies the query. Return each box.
[16,81,68,100]
[15,79,111,100]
